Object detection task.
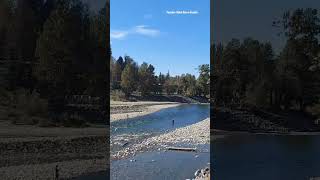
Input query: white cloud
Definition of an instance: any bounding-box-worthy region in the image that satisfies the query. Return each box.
[110,30,129,39]
[111,25,160,40]
[134,25,160,37]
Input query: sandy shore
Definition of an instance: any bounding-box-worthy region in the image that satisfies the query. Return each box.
[111,118,210,160]
[110,101,181,122]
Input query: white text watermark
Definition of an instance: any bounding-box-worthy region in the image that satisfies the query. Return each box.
[166,10,199,15]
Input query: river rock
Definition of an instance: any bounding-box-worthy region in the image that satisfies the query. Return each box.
[194,169,201,177]
[194,167,210,179]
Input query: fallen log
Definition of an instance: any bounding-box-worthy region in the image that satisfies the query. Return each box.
[167,147,197,152]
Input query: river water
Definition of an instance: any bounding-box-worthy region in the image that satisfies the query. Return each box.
[110,104,209,152]
[111,144,210,180]
[212,134,320,180]
[111,104,209,135]
[110,104,210,180]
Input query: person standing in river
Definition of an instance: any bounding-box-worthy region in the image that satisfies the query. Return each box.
[172,119,175,127]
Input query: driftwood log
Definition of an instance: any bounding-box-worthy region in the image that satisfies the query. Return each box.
[167,147,197,152]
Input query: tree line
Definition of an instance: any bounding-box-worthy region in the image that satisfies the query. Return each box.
[0,0,109,125]
[110,56,210,98]
[211,8,320,113]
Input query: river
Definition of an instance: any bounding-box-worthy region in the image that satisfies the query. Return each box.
[212,134,320,180]
[110,104,209,152]
[110,104,210,180]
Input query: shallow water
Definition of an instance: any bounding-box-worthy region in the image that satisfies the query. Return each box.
[111,144,210,180]
[75,144,209,180]
[212,134,320,180]
[110,104,210,180]
[110,104,209,152]
[111,104,209,135]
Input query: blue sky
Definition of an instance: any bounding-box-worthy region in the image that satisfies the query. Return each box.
[110,0,210,76]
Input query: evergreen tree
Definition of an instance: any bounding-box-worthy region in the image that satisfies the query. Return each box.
[138,62,150,96]
[34,0,75,107]
[197,64,210,97]
[121,62,137,97]
[0,0,13,89]
[12,0,45,90]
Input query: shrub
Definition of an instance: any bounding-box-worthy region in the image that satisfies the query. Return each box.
[64,113,88,127]
[111,90,126,101]
[8,89,49,125]
[307,103,320,119]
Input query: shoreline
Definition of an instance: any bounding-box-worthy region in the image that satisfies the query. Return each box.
[212,129,320,136]
[111,118,210,160]
[110,101,182,122]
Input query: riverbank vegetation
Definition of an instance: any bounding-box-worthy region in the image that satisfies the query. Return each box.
[110,56,210,101]
[0,0,109,126]
[211,8,320,131]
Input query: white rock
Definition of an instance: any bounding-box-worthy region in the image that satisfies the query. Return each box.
[194,169,201,177]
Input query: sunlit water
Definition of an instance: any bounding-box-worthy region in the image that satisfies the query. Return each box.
[110,104,210,180]
[76,104,210,179]
[110,104,209,152]
[111,104,209,135]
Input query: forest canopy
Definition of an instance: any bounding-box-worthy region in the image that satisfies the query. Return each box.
[211,8,320,114]
[110,55,210,99]
[0,0,109,126]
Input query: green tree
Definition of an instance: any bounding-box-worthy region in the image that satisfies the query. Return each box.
[121,62,137,97]
[157,72,165,94]
[163,78,175,95]
[110,56,122,89]
[10,0,45,90]
[197,64,210,97]
[275,8,320,111]
[0,0,13,89]
[138,62,150,96]
[138,62,156,96]
[34,0,79,111]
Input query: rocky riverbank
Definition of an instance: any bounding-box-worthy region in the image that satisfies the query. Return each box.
[212,107,320,133]
[111,118,210,160]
